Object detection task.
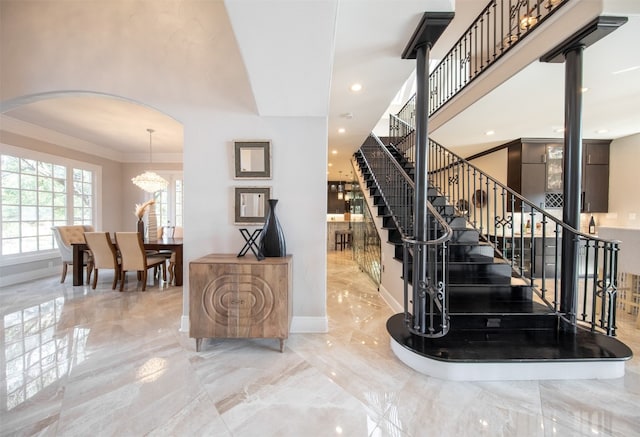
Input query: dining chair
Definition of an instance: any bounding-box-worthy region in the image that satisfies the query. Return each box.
[115,232,167,291]
[83,232,120,290]
[156,226,183,285]
[52,225,95,284]
[167,252,177,285]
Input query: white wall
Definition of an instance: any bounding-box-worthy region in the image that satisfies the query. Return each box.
[181,114,328,332]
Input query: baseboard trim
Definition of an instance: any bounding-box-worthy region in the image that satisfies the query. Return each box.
[179,315,189,333]
[379,284,403,313]
[290,316,329,333]
[0,267,57,287]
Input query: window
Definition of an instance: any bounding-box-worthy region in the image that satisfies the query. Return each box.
[73,168,94,225]
[153,174,183,228]
[1,146,99,258]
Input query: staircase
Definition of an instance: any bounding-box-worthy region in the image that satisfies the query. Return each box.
[348,0,633,380]
[354,140,632,381]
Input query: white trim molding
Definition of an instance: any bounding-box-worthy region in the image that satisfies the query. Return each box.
[290,316,329,333]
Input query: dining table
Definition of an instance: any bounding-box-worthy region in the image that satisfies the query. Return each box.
[71,238,184,286]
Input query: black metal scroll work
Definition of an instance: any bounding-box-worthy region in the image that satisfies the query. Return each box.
[237,228,264,260]
[380,0,569,121]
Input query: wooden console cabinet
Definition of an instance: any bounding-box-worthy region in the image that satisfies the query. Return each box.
[189,254,293,352]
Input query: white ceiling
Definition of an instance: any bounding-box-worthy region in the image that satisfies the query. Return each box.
[1,0,639,178]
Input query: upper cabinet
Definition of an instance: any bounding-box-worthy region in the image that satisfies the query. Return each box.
[583,142,610,212]
[506,138,611,213]
[585,142,610,165]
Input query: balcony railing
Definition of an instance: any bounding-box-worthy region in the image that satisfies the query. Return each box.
[393,0,569,128]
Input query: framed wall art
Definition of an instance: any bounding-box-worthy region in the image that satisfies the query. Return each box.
[234,140,271,179]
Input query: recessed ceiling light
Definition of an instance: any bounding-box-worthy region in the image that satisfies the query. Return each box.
[338,128,346,134]
[581,87,589,93]
[596,129,609,134]
[340,112,353,119]
[332,150,338,154]
[485,130,495,136]
[328,163,333,167]
[350,83,363,92]
[612,65,640,75]
[553,127,565,133]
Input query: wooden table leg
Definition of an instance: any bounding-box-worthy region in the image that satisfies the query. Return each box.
[174,245,183,286]
[72,244,84,286]
[279,338,285,353]
[195,338,202,352]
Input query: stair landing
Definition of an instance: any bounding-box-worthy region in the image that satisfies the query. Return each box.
[387,313,633,381]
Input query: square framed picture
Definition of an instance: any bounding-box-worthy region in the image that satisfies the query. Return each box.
[234,140,271,179]
[234,186,271,224]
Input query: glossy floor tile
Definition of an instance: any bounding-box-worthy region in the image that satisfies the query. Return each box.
[1,251,638,436]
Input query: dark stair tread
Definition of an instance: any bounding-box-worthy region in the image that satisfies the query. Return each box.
[387,313,633,362]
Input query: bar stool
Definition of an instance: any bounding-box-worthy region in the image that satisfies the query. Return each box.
[334,230,345,250]
[334,229,352,251]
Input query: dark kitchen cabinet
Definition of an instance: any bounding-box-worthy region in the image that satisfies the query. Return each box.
[584,142,610,165]
[583,161,609,213]
[521,163,546,210]
[506,138,610,213]
[507,140,550,211]
[582,141,610,213]
[521,142,546,164]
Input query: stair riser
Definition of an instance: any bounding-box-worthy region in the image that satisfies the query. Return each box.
[442,216,468,228]
[449,244,494,262]
[449,314,558,331]
[449,230,479,244]
[433,205,456,216]
[448,285,532,301]
[405,265,513,285]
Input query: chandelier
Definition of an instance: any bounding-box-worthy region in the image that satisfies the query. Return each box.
[131,128,169,193]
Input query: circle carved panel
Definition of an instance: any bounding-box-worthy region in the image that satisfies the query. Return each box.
[201,274,274,326]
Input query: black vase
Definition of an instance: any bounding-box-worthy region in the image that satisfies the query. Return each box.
[259,199,286,257]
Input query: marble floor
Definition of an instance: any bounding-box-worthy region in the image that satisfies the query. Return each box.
[1,251,639,437]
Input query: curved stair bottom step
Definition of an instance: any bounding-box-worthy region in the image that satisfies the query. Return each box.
[387,313,632,381]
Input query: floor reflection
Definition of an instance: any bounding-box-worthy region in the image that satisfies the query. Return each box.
[0,252,638,436]
[3,297,90,411]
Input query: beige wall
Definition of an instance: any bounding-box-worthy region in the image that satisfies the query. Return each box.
[598,133,640,229]
[470,148,508,186]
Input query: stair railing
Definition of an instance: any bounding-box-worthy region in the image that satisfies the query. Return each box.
[425,138,620,336]
[390,114,416,165]
[396,0,569,121]
[359,133,453,337]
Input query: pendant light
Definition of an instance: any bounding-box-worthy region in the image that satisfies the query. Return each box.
[131,128,169,193]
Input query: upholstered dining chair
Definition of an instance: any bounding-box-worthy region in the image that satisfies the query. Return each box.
[83,232,120,290]
[52,225,94,284]
[115,232,167,291]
